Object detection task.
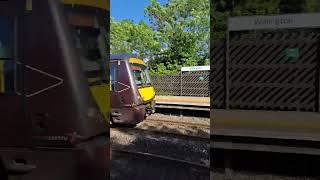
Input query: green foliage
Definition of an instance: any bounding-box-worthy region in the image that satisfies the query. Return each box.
[110,18,160,60]
[145,0,209,74]
[279,0,305,13]
[304,0,320,13]
[110,0,209,75]
[212,0,280,40]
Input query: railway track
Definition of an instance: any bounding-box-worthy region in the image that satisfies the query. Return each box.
[111,126,209,168]
[212,133,320,178]
[112,149,210,169]
[212,147,320,179]
[111,113,210,179]
[144,118,210,129]
[113,126,209,142]
[155,101,210,118]
[111,149,210,180]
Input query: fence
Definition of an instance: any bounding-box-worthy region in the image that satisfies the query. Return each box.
[151,71,209,97]
[211,31,320,112]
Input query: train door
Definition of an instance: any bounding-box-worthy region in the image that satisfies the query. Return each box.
[0,0,26,147]
[116,60,134,107]
[0,1,35,178]
[110,61,121,119]
[0,14,26,145]
[110,59,134,122]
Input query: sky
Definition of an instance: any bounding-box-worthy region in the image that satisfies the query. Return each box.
[110,0,167,24]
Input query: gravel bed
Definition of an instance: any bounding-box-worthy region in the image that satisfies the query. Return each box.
[111,128,209,166]
[148,113,210,125]
[135,113,210,137]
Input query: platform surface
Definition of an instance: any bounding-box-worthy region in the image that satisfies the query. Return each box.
[212,109,320,141]
[155,96,210,107]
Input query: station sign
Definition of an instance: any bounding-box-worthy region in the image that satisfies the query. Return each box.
[181,66,210,72]
[285,48,299,59]
[228,13,320,31]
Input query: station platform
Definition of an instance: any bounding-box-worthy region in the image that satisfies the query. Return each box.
[155,96,210,107]
[212,109,320,142]
[212,109,320,155]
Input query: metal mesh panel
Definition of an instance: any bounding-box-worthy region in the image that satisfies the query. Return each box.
[182,71,209,97]
[151,72,209,97]
[211,41,226,108]
[230,31,319,111]
[151,74,181,96]
[211,31,320,111]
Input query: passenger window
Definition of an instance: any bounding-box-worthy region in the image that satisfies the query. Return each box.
[0,16,15,94]
[110,65,117,91]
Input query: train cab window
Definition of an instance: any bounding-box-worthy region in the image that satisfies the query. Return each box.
[110,65,117,91]
[0,16,15,94]
[131,64,152,87]
[73,27,104,84]
[67,11,107,86]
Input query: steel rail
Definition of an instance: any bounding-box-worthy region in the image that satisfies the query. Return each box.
[112,149,210,169]
[144,118,210,129]
[112,127,209,142]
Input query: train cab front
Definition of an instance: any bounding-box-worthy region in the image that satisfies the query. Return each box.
[129,58,156,118]
[110,54,155,126]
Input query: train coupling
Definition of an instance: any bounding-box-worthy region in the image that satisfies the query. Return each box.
[145,101,156,116]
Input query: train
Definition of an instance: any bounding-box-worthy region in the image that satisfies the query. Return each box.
[110,54,156,126]
[0,0,109,179]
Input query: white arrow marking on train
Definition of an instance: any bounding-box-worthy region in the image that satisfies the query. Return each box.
[25,65,63,98]
[116,81,130,93]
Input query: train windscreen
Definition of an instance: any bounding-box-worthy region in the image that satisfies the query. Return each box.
[0,16,16,93]
[131,63,152,87]
[66,11,107,86]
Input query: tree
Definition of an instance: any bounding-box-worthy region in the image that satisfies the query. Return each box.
[110,18,160,60]
[304,0,320,12]
[110,0,209,74]
[145,0,210,74]
[279,0,305,13]
[212,0,280,40]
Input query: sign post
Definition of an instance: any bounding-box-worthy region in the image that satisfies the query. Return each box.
[180,70,182,96]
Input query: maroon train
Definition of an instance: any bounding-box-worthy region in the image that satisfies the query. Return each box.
[110,54,156,126]
[0,0,109,179]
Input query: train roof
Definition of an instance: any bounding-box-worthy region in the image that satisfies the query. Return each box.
[62,0,109,10]
[110,54,140,60]
[111,54,147,66]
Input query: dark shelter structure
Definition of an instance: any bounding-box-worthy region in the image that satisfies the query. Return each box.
[212,13,320,112]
